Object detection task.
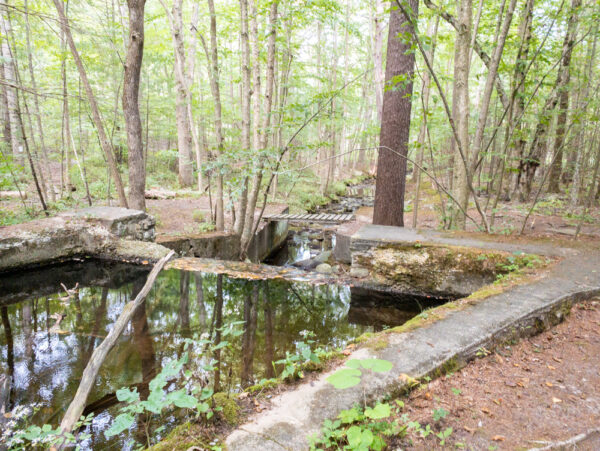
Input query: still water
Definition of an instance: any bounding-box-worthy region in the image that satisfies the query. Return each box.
[0,258,435,449]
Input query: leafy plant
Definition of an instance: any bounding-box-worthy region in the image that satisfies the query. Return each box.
[1,404,93,450]
[326,358,393,389]
[274,331,322,380]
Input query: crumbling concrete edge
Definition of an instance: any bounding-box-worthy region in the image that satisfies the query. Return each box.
[225,233,600,451]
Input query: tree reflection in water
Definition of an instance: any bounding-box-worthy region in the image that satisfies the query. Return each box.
[0,261,433,449]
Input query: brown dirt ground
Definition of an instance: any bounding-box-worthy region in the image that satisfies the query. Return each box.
[390,297,600,450]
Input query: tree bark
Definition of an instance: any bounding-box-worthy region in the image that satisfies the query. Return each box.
[0,22,21,166]
[123,0,147,210]
[241,0,279,253]
[205,0,225,230]
[373,0,418,226]
[234,0,252,236]
[52,0,128,208]
[373,0,385,123]
[547,0,581,193]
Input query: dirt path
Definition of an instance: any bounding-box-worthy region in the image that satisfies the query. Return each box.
[391,298,600,450]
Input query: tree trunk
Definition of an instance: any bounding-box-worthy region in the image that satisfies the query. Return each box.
[372,0,384,123]
[519,0,581,199]
[206,0,225,231]
[234,0,252,236]
[241,0,279,253]
[0,23,21,166]
[450,0,472,229]
[52,0,128,208]
[412,16,439,228]
[373,0,418,226]
[123,0,147,211]
[24,0,55,201]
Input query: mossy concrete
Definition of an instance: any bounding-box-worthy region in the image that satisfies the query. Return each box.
[225,228,600,451]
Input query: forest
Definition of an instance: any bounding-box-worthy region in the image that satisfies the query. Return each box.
[1,0,600,449]
[0,0,597,239]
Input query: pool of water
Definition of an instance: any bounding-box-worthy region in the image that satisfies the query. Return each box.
[0,258,439,449]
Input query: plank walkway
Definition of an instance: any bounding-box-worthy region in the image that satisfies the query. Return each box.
[261,213,355,224]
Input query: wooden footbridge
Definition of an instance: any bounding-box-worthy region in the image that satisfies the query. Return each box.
[262,213,355,224]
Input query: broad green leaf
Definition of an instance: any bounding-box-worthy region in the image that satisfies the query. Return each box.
[167,389,198,409]
[364,402,391,420]
[358,358,393,373]
[116,387,140,404]
[326,368,361,389]
[104,413,135,438]
[337,407,362,424]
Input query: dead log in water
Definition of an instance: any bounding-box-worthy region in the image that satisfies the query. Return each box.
[56,250,175,446]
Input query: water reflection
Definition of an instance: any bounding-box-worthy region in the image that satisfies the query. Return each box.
[0,261,433,449]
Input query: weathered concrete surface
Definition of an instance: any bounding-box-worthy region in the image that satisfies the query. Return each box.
[156,207,288,262]
[157,231,240,260]
[349,225,571,298]
[0,208,167,272]
[59,206,156,241]
[225,228,600,451]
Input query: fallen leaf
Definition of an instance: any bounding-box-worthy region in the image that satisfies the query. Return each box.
[494,354,504,364]
[464,426,475,434]
[492,435,505,442]
[424,392,432,400]
[547,364,556,370]
[481,407,491,415]
[505,381,517,388]
[545,381,553,387]
[513,363,520,367]
[552,397,562,403]
[493,398,502,405]
[553,357,563,363]
[342,349,352,356]
[238,392,249,399]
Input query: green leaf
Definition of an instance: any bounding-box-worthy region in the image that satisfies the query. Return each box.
[167,389,198,409]
[142,390,165,414]
[326,368,361,389]
[116,387,140,404]
[105,413,135,438]
[359,359,393,373]
[364,402,391,420]
[337,407,362,424]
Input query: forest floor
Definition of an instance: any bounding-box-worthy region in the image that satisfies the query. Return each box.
[389,297,600,450]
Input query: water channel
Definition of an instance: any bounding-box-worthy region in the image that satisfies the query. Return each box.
[0,181,447,449]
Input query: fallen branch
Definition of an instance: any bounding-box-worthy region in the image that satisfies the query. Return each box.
[527,428,600,450]
[57,250,175,445]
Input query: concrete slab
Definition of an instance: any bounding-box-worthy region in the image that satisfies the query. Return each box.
[225,227,600,451]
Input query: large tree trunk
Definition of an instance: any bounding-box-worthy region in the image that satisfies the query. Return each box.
[52,0,128,208]
[372,0,418,226]
[450,0,472,229]
[123,0,147,211]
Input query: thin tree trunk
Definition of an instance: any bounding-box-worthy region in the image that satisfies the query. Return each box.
[24,0,55,201]
[372,0,384,123]
[412,16,439,228]
[123,0,147,210]
[241,0,279,254]
[234,0,252,236]
[52,0,128,208]
[204,0,225,230]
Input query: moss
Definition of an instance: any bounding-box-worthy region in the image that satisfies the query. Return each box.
[246,378,280,393]
[147,422,199,451]
[213,392,240,426]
